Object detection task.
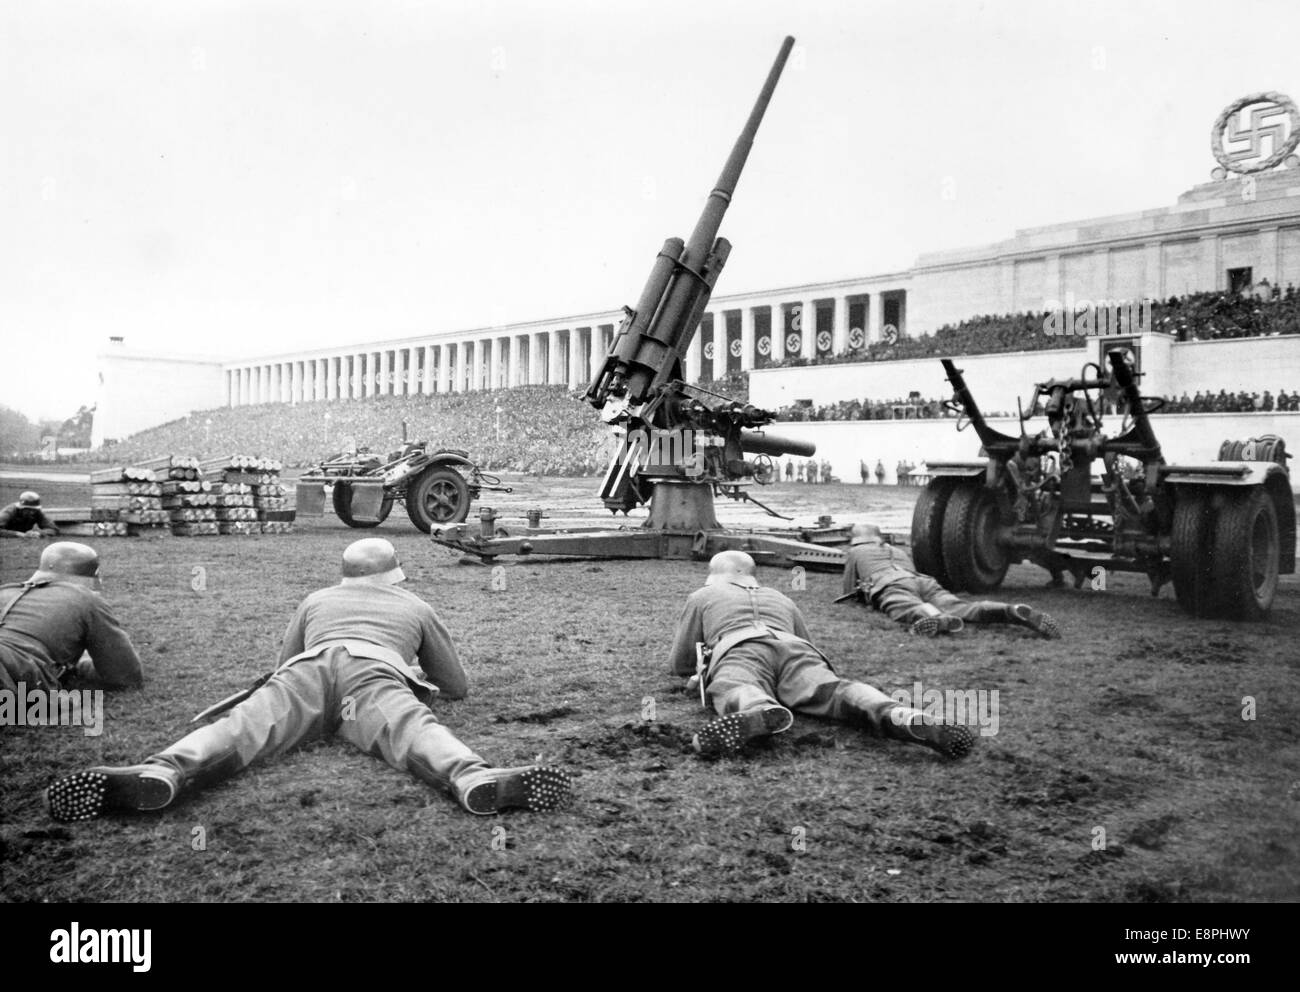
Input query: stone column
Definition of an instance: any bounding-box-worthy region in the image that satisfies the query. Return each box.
[685,330,702,382]
[770,304,786,362]
[549,330,565,386]
[710,312,726,379]
[568,330,584,388]
[587,328,602,382]
[740,306,756,371]
[800,299,816,360]
[435,345,449,394]
[867,294,883,344]
[833,296,850,355]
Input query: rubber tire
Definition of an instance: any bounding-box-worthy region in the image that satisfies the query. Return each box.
[910,478,957,588]
[332,483,393,528]
[1170,491,1215,618]
[940,483,1010,593]
[405,466,471,533]
[1210,488,1280,620]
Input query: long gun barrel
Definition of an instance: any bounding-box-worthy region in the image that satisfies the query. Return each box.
[586,36,796,411]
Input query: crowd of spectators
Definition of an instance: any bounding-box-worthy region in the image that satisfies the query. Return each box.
[93,386,608,476]
[774,395,1016,421]
[1155,389,1300,413]
[762,283,1300,371]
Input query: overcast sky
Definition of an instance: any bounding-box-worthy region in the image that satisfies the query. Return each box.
[2,0,1298,421]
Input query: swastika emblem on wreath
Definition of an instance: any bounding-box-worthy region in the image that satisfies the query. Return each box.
[785,333,802,353]
[816,330,832,351]
[757,335,771,356]
[882,324,899,345]
[847,327,865,348]
[1211,92,1300,177]
[729,339,742,357]
[703,342,715,360]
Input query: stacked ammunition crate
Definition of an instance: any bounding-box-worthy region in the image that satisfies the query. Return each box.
[88,464,170,536]
[199,455,292,535]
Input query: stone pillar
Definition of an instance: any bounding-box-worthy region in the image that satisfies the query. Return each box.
[833,296,850,355]
[361,353,372,398]
[549,330,565,386]
[377,350,389,396]
[740,306,756,371]
[435,345,448,394]
[587,328,602,382]
[710,312,726,379]
[422,345,435,395]
[800,299,816,360]
[685,329,702,382]
[325,358,337,401]
[867,294,883,344]
[567,330,583,388]
[770,304,785,362]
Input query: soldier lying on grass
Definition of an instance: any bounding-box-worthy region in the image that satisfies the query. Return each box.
[842,524,1061,638]
[46,538,572,821]
[668,550,977,759]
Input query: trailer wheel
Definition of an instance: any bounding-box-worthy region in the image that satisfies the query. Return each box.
[1170,491,1215,617]
[940,483,1009,592]
[911,478,958,588]
[332,483,393,528]
[406,466,471,532]
[1210,487,1280,620]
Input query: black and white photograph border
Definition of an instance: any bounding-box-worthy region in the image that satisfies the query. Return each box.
[0,0,1297,931]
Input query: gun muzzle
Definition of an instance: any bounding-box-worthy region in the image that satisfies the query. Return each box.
[739,430,816,458]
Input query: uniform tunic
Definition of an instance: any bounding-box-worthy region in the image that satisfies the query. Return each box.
[0,580,142,691]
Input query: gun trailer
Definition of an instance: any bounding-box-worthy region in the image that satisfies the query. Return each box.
[913,350,1294,619]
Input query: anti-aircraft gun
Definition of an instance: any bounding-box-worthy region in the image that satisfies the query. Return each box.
[431,36,848,570]
[913,350,1294,619]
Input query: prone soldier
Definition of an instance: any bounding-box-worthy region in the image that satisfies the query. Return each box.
[842,524,1060,637]
[0,542,143,693]
[668,550,977,759]
[0,491,59,539]
[45,538,572,821]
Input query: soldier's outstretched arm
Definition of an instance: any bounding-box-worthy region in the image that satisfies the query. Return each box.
[667,593,705,677]
[417,610,469,699]
[84,598,144,688]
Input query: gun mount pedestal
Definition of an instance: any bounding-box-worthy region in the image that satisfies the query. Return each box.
[644,481,720,531]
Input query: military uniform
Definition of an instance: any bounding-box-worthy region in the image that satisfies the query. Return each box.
[0,502,58,537]
[842,538,1008,626]
[668,577,899,734]
[0,579,142,692]
[138,582,502,795]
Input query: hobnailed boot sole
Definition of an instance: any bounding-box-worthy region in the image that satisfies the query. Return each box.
[460,766,573,815]
[1010,605,1061,639]
[904,720,979,759]
[692,705,794,757]
[910,615,964,637]
[46,766,178,823]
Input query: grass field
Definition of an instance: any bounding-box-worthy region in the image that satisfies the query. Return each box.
[1,477,1298,903]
